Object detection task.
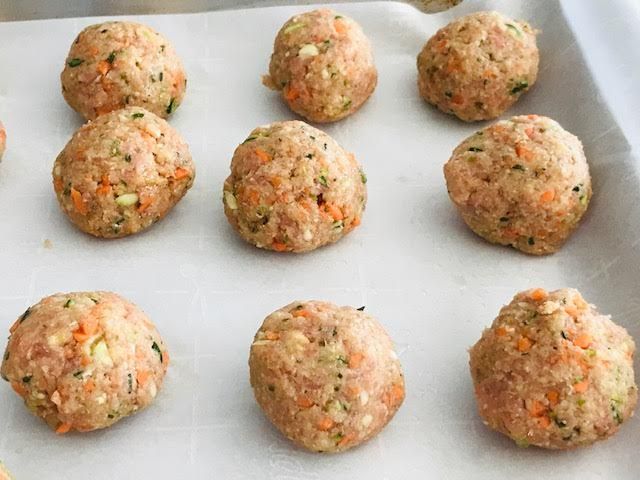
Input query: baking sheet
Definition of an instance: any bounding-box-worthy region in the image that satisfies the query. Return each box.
[0,1,639,478]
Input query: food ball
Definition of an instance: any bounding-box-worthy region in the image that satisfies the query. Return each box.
[0,121,6,160]
[0,462,12,480]
[53,107,195,238]
[263,9,377,123]
[408,0,464,13]
[61,21,187,120]
[249,301,405,453]
[417,11,539,121]
[470,288,637,449]
[223,120,366,253]
[444,115,591,255]
[0,291,169,433]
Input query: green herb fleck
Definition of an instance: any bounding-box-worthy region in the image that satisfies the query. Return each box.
[579,195,587,205]
[67,58,84,67]
[356,306,365,311]
[499,217,510,222]
[166,97,176,115]
[577,398,586,407]
[335,15,343,19]
[360,170,367,184]
[337,355,348,365]
[572,185,581,192]
[124,154,132,162]
[512,164,525,171]
[342,98,352,110]
[444,91,453,98]
[22,375,32,383]
[64,299,75,308]
[127,373,133,393]
[132,112,145,119]
[151,341,163,363]
[505,23,522,37]
[268,384,275,392]
[305,153,314,159]
[106,51,117,64]
[515,438,529,448]
[73,371,84,379]
[510,80,529,95]
[468,147,484,152]
[19,307,31,323]
[527,237,535,246]
[319,175,328,187]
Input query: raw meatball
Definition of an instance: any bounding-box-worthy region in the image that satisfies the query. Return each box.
[263,9,377,123]
[61,21,187,120]
[249,301,405,453]
[444,115,591,255]
[408,0,463,13]
[0,121,6,160]
[470,288,637,449]
[223,121,366,253]
[53,107,194,238]
[417,11,539,121]
[0,292,169,433]
[0,462,12,480]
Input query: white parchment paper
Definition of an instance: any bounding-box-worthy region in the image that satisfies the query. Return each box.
[0,1,638,478]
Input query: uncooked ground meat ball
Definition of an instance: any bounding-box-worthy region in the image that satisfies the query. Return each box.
[1,291,169,433]
[263,9,377,123]
[53,107,194,238]
[223,120,366,253]
[444,115,591,255]
[417,11,538,121]
[470,288,637,449]
[61,21,187,120]
[249,301,405,452]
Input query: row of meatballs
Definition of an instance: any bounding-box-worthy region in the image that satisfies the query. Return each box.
[1,288,636,454]
[50,108,591,256]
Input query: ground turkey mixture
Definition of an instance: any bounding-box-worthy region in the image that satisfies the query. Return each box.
[1,291,169,433]
[264,9,377,123]
[53,107,194,238]
[417,11,538,121]
[249,301,405,452]
[444,115,591,255]
[470,288,637,449]
[61,21,187,120]
[223,120,366,252]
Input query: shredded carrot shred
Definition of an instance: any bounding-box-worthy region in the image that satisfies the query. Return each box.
[296,396,314,408]
[573,333,592,349]
[539,190,555,203]
[70,188,88,215]
[348,352,365,369]
[517,337,533,353]
[573,379,589,393]
[529,288,547,301]
[174,167,190,180]
[272,241,288,252]
[317,416,334,431]
[56,423,72,435]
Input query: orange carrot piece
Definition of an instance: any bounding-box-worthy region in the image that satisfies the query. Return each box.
[515,144,535,161]
[351,216,361,227]
[137,197,153,213]
[79,316,98,337]
[292,309,312,318]
[496,326,507,337]
[573,333,592,349]
[348,352,365,369]
[564,305,579,318]
[56,423,72,435]
[296,396,315,408]
[384,384,405,407]
[573,379,589,393]
[325,203,344,221]
[264,331,280,341]
[540,190,555,203]
[137,369,150,386]
[84,379,95,394]
[96,175,111,195]
[546,390,559,407]
[72,331,91,343]
[334,18,347,34]
[272,241,288,252]
[81,355,91,366]
[517,337,533,353]
[285,86,299,101]
[97,60,111,75]
[174,167,190,180]
[255,148,271,163]
[524,127,535,139]
[450,94,465,105]
[529,288,547,301]
[317,416,334,431]
[247,189,260,205]
[538,416,551,428]
[162,350,170,368]
[70,188,88,215]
